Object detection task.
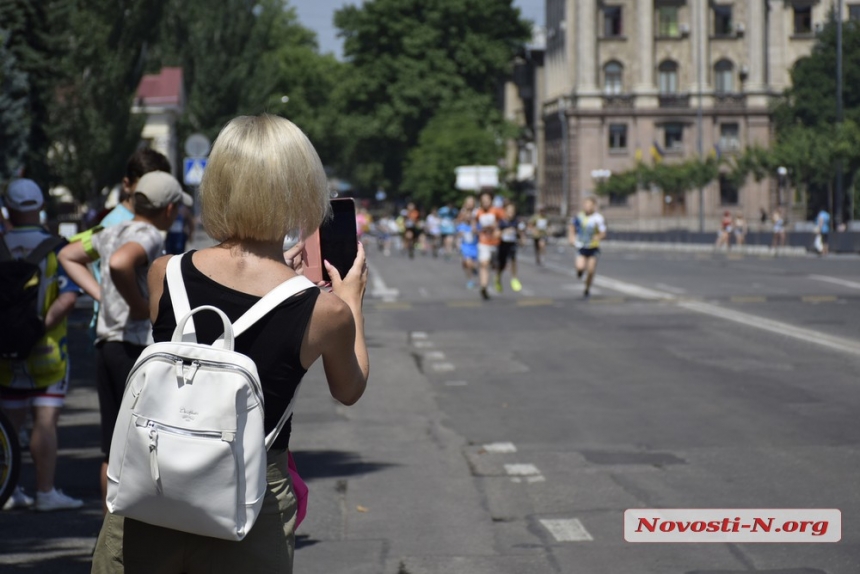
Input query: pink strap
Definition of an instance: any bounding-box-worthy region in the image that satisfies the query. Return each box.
[287,451,308,529]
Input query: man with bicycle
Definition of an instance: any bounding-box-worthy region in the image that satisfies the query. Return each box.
[0,180,83,511]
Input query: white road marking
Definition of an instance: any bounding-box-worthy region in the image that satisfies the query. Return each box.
[418,287,430,298]
[411,331,428,340]
[483,442,517,453]
[413,341,435,348]
[539,518,594,542]
[526,475,546,483]
[504,463,541,476]
[809,274,860,290]
[444,380,468,387]
[655,282,687,294]
[430,362,456,372]
[367,261,399,302]
[521,288,536,296]
[423,351,446,360]
[677,300,860,356]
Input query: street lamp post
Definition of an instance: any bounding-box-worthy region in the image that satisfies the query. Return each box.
[559,98,569,219]
[836,0,845,229]
[777,166,788,207]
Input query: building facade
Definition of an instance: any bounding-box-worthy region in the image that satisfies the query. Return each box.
[541,0,852,230]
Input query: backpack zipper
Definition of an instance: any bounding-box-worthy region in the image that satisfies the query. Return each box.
[127,352,264,406]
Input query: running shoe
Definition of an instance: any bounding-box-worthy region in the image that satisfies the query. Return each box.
[34,489,83,511]
[3,487,34,510]
[494,278,503,293]
[583,288,590,299]
[480,287,490,300]
[510,278,522,292]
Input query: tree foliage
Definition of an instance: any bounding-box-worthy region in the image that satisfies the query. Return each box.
[401,104,509,206]
[0,29,29,181]
[333,0,531,193]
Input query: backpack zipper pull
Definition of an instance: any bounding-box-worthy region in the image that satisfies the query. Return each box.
[185,360,200,384]
[149,426,161,494]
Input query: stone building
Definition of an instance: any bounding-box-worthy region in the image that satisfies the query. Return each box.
[133,67,184,176]
[541,0,854,230]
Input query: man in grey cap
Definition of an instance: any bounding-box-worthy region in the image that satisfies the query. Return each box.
[59,171,191,511]
[1,179,84,511]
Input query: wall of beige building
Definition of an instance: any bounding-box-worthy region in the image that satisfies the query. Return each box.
[540,0,847,230]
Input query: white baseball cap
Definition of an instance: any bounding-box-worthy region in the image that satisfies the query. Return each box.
[5,179,44,212]
[135,171,193,208]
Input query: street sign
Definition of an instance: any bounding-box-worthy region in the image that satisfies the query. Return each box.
[184,133,211,158]
[183,157,208,186]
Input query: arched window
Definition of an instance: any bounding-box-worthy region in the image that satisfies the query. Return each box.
[714,59,734,93]
[658,60,678,94]
[604,61,623,94]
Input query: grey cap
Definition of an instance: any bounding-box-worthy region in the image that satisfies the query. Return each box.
[135,171,193,208]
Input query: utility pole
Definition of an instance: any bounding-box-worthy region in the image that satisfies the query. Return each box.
[696,4,705,233]
[835,0,845,228]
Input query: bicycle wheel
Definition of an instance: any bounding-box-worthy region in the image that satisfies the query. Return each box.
[0,409,21,509]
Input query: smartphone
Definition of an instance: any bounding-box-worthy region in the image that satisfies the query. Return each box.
[302,198,358,283]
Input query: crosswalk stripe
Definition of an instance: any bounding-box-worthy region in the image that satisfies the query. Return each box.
[539,518,594,542]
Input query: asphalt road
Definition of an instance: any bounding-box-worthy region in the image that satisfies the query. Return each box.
[2,239,859,574]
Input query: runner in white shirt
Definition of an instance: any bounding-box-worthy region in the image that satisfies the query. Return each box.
[567,196,607,298]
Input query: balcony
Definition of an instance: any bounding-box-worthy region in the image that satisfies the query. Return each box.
[714,93,747,110]
[602,94,635,110]
[658,93,690,108]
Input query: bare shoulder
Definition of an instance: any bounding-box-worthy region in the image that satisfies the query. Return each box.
[148,254,173,283]
[311,291,353,330]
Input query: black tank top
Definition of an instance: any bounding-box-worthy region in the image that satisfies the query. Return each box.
[152,252,320,450]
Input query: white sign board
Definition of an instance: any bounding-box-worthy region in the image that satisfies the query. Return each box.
[455,166,499,191]
[184,133,211,158]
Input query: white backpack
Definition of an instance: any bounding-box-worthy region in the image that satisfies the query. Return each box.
[106,254,315,541]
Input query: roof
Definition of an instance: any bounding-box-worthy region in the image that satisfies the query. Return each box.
[136,67,183,107]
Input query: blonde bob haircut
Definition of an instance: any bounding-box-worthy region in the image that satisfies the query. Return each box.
[200,114,329,242]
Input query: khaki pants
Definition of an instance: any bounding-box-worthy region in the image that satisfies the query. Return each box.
[92,450,297,574]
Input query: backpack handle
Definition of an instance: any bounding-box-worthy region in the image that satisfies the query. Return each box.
[172,305,235,351]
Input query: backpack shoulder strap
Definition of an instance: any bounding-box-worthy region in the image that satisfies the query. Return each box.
[166,253,196,342]
[23,236,65,266]
[265,382,302,451]
[231,275,317,337]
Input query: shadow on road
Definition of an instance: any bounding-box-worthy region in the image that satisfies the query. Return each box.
[292,450,396,480]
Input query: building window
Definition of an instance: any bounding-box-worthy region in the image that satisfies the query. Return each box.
[714,59,734,93]
[664,123,684,150]
[719,175,739,205]
[793,5,812,34]
[657,6,680,37]
[850,5,860,20]
[608,124,628,150]
[713,5,733,36]
[604,6,623,37]
[604,61,623,94]
[719,123,740,151]
[609,192,629,206]
[658,60,679,93]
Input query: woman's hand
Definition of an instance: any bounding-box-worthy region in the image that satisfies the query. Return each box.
[324,242,367,309]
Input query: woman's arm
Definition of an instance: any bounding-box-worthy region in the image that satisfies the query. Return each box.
[308,243,369,406]
[147,255,171,324]
[109,242,150,321]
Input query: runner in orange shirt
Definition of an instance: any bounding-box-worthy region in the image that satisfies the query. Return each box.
[473,190,506,300]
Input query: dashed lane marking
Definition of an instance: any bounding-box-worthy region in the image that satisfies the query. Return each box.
[411,331,428,340]
[367,261,399,302]
[430,362,456,372]
[539,518,594,542]
[444,380,468,387]
[483,442,517,453]
[414,341,435,348]
[730,296,767,304]
[504,463,541,476]
[423,351,446,360]
[802,295,839,304]
[516,298,554,307]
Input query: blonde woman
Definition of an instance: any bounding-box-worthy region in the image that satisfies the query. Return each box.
[91,115,369,573]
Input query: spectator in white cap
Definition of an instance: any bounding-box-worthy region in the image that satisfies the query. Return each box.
[59,170,191,512]
[1,178,84,511]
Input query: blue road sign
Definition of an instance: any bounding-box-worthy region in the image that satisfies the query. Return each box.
[183,157,208,186]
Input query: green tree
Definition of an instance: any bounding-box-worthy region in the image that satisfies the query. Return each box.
[152,0,340,161]
[401,105,506,206]
[333,0,531,193]
[47,0,167,201]
[0,29,29,181]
